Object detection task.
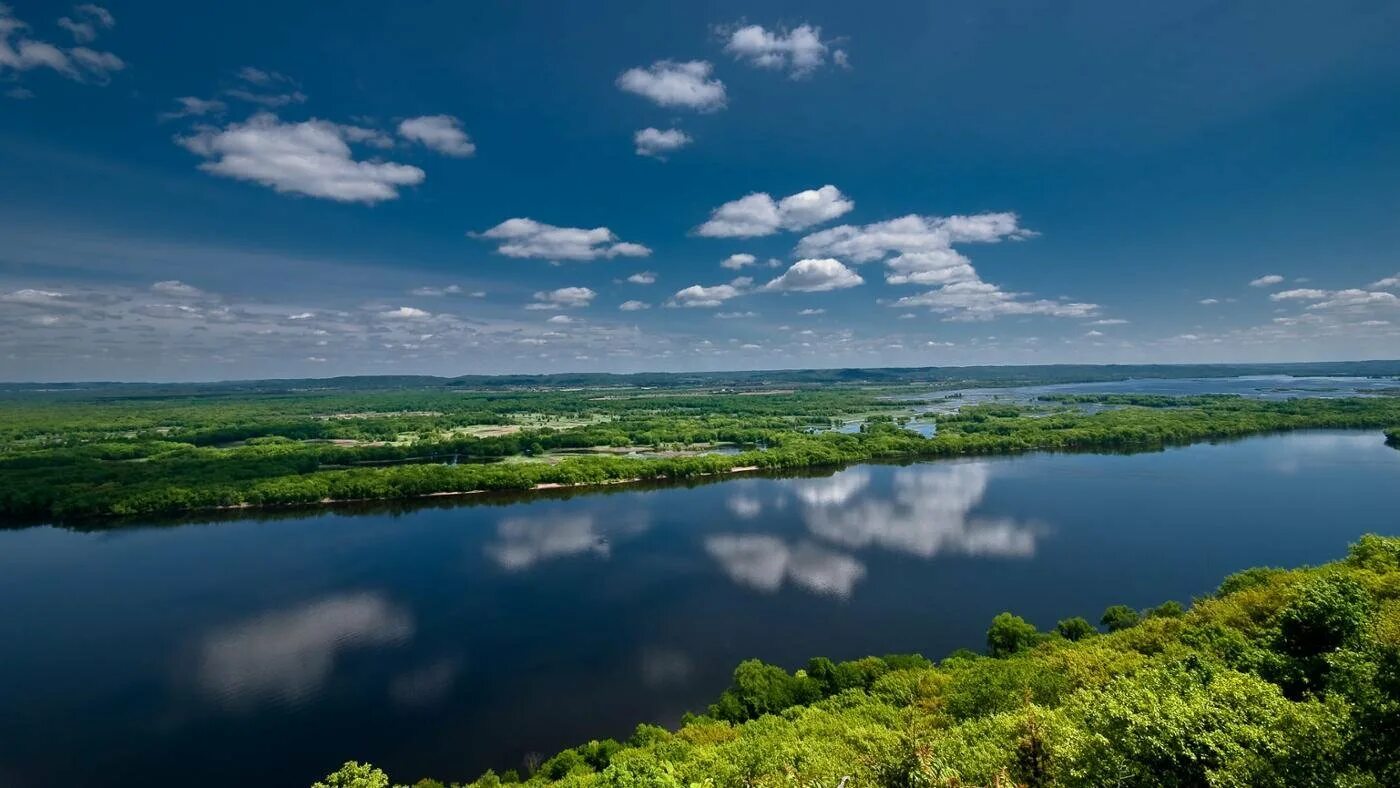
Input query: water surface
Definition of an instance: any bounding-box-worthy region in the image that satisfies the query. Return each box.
[1,430,1397,788]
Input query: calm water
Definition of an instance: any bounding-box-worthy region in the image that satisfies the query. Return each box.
[2,430,1398,788]
[909,374,1399,413]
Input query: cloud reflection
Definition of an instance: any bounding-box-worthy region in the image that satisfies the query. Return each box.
[704,534,866,598]
[198,592,414,705]
[485,514,609,570]
[798,463,1040,558]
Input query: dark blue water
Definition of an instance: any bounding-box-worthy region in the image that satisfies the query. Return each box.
[1,430,1397,788]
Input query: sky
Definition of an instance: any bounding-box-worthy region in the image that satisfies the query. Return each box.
[2,0,1399,381]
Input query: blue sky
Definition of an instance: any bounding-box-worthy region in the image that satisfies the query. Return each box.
[2,0,1399,381]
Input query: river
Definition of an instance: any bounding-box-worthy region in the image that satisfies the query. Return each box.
[1,429,1397,787]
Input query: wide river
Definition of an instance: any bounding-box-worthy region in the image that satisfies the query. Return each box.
[2,430,1398,787]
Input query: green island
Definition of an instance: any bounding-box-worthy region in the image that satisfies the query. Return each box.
[314,534,1400,787]
[4,369,1400,520]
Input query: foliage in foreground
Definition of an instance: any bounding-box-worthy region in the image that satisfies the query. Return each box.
[316,535,1400,787]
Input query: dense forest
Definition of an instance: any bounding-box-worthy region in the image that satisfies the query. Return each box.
[312,534,1400,787]
[3,384,1400,520]
[6,360,1400,400]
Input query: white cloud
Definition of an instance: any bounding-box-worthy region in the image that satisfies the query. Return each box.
[626,271,656,284]
[225,67,305,107]
[1370,273,1399,289]
[633,127,692,159]
[1198,298,1220,305]
[57,4,113,44]
[398,114,475,157]
[720,253,757,270]
[884,249,976,286]
[546,314,574,324]
[619,300,650,311]
[1271,288,1330,301]
[763,258,863,292]
[696,185,853,238]
[616,60,726,111]
[473,218,651,261]
[151,280,205,298]
[1250,274,1285,287]
[380,306,432,319]
[0,4,122,84]
[527,286,596,310]
[722,23,842,78]
[409,284,465,296]
[892,280,1098,321]
[667,277,751,308]
[177,113,425,203]
[1088,318,1129,325]
[160,96,227,121]
[715,311,757,319]
[798,307,825,315]
[796,212,1034,262]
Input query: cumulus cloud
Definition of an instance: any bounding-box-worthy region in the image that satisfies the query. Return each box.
[625,271,655,284]
[722,23,845,78]
[1250,274,1285,287]
[1370,273,1399,289]
[884,249,976,286]
[619,300,650,311]
[764,258,863,292]
[398,114,475,157]
[1270,288,1329,301]
[667,277,752,308]
[796,212,1034,262]
[798,307,825,315]
[720,253,757,270]
[473,218,651,261]
[616,60,726,111]
[380,306,432,319]
[527,286,596,310]
[151,280,205,298]
[795,211,1091,320]
[696,185,853,238]
[892,280,1098,321]
[1272,287,1399,310]
[633,127,692,159]
[0,3,123,84]
[176,112,425,203]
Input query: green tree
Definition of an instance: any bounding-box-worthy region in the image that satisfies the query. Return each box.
[987,613,1041,657]
[312,762,390,788]
[1054,617,1096,641]
[1100,604,1141,632]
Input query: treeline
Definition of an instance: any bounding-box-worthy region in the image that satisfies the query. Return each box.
[4,397,1400,520]
[313,534,1400,787]
[8,359,1399,400]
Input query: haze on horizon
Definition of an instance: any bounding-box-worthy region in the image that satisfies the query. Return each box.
[3,0,1399,382]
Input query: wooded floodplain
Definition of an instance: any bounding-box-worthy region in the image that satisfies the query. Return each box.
[4,372,1400,520]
